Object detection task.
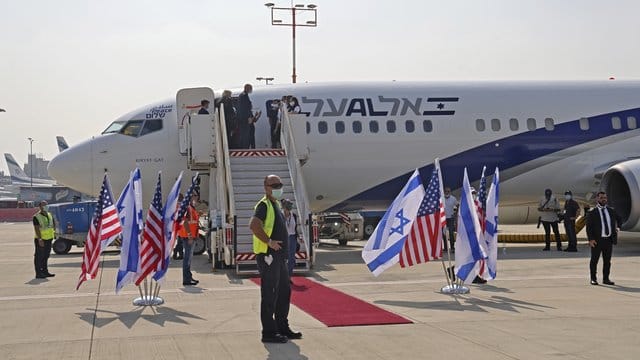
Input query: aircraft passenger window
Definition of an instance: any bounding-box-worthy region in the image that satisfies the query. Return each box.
[405,120,415,133]
[476,119,485,132]
[491,119,501,131]
[423,120,433,132]
[102,120,127,134]
[318,121,328,134]
[544,118,555,131]
[139,119,163,136]
[386,120,396,133]
[509,118,519,131]
[628,116,637,129]
[579,117,590,131]
[306,121,310,134]
[335,121,345,134]
[119,120,144,137]
[369,121,379,133]
[353,121,362,133]
[527,118,536,131]
[611,116,622,130]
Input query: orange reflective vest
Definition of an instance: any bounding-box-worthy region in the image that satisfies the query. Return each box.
[178,205,199,238]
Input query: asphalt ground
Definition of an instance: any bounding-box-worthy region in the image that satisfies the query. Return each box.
[1,222,639,360]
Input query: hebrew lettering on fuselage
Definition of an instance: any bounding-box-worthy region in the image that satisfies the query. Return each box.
[300,96,458,117]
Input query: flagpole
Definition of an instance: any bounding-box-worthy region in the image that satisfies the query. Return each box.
[137,285,144,300]
[435,158,455,289]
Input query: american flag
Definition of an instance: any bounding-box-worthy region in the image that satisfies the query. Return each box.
[476,168,488,277]
[478,168,488,233]
[77,174,122,290]
[153,172,198,282]
[135,173,163,286]
[400,167,445,267]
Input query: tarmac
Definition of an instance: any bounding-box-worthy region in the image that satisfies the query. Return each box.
[0,222,639,360]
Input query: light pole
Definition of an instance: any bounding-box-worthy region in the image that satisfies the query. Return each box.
[256,76,275,85]
[265,2,318,84]
[27,137,34,189]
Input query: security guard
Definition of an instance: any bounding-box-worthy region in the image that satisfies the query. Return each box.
[33,200,55,278]
[249,174,302,343]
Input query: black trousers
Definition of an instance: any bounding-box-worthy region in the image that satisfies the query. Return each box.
[33,239,52,276]
[248,124,256,149]
[564,220,577,250]
[590,237,613,281]
[542,221,561,249]
[256,253,291,336]
[443,218,455,250]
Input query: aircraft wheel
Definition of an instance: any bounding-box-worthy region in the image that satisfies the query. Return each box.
[52,239,72,255]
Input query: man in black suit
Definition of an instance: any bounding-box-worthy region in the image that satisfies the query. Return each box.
[585,191,622,285]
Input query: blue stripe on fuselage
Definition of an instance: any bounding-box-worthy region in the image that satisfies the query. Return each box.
[327,107,640,212]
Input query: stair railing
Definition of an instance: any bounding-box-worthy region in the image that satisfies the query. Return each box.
[279,105,312,263]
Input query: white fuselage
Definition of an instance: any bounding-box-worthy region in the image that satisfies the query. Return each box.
[48,81,640,215]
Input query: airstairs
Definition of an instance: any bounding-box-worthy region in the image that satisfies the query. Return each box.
[178,87,315,274]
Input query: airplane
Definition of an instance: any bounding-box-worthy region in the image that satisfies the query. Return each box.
[4,153,57,186]
[56,136,69,152]
[48,81,640,233]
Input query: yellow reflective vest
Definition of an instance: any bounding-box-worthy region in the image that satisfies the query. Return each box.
[253,196,280,254]
[34,212,55,240]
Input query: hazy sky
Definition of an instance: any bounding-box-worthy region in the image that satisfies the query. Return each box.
[2,0,639,173]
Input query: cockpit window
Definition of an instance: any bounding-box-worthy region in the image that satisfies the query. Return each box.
[102,121,127,134]
[140,119,163,136]
[120,120,144,137]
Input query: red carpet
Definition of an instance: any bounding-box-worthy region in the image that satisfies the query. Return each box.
[251,277,412,327]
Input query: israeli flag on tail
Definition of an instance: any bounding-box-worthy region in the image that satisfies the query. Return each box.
[455,168,487,283]
[483,168,500,280]
[362,169,425,276]
[115,168,143,293]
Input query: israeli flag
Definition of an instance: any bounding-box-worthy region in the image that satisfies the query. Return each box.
[455,168,487,283]
[362,169,425,276]
[484,168,499,280]
[115,168,143,293]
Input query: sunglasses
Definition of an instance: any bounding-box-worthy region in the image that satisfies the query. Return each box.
[268,183,283,189]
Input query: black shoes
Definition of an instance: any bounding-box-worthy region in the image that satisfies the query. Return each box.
[590,280,598,285]
[35,274,47,279]
[45,273,55,277]
[472,276,487,284]
[183,279,199,286]
[282,329,303,339]
[603,279,615,285]
[261,333,288,343]
[542,247,550,251]
[564,248,577,252]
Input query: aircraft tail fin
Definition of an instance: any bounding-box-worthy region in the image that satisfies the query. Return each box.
[57,136,69,152]
[4,153,29,180]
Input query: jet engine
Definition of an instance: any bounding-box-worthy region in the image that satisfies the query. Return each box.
[601,159,640,231]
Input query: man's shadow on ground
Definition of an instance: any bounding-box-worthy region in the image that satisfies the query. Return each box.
[376,294,553,314]
[264,341,308,360]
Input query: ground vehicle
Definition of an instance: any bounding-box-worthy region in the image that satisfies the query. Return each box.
[319,213,364,245]
[48,201,96,254]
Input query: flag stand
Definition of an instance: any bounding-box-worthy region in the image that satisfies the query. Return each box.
[440,230,470,294]
[133,279,164,306]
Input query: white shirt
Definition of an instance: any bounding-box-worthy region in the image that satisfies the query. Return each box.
[597,205,612,237]
[444,195,458,219]
[285,213,297,236]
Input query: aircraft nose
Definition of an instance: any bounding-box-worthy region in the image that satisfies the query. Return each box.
[48,142,94,195]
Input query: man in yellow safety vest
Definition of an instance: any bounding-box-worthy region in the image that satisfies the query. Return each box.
[33,201,55,279]
[249,174,302,344]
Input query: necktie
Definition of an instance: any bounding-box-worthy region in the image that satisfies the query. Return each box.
[601,208,610,237]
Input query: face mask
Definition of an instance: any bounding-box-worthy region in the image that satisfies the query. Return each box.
[271,189,283,199]
[290,101,295,106]
[43,205,49,212]
[445,194,450,198]
[565,195,571,200]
